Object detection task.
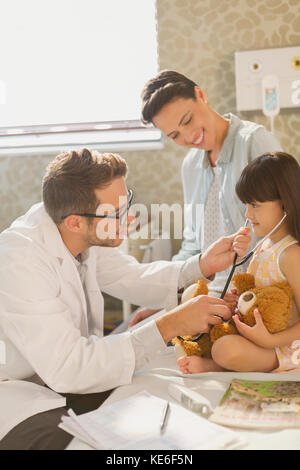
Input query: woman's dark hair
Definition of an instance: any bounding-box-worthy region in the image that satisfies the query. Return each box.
[141,70,198,124]
[236,152,300,243]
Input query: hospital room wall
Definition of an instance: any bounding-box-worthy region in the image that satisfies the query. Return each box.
[1,0,300,256]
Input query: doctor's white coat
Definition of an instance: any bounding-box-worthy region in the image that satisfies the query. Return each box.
[0,203,184,440]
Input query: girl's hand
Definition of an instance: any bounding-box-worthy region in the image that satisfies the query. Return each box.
[232,309,276,349]
[200,227,251,278]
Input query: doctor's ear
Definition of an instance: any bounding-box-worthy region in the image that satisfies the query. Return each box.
[62,215,83,233]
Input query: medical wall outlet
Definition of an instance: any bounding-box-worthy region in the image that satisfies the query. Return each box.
[262,75,280,117]
[235,46,300,111]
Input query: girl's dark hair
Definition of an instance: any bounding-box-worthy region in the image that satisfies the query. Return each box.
[141,70,198,124]
[236,152,300,244]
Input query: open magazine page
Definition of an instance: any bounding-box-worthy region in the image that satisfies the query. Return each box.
[210,379,300,429]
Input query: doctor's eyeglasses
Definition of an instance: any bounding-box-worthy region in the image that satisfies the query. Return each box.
[61,189,133,225]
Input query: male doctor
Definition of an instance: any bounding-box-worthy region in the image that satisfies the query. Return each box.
[0,148,250,449]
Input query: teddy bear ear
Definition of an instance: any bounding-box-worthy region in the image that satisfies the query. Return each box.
[195,280,209,296]
[181,280,208,303]
[232,273,256,295]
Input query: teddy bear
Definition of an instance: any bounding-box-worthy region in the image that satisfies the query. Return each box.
[172,273,293,359]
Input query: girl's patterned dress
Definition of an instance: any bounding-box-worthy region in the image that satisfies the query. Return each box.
[248,234,300,372]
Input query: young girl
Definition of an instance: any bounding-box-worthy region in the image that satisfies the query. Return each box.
[178,152,300,374]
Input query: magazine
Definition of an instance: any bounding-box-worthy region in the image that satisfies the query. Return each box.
[210,379,300,429]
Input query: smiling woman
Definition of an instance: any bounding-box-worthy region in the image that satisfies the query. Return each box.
[142,70,230,164]
[151,89,228,161]
[139,69,283,299]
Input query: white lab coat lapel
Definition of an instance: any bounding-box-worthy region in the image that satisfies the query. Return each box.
[59,256,89,336]
[41,217,89,337]
[83,248,104,337]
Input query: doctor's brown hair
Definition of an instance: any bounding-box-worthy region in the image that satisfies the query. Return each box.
[141,70,198,124]
[42,148,127,224]
[235,152,300,244]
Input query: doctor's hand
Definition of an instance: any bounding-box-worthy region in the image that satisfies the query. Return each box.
[156,294,231,344]
[199,226,251,279]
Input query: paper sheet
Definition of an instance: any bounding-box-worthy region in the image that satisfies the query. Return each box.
[59,390,245,450]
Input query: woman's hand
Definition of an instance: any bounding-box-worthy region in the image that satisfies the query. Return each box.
[128,308,159,328]
[232,309,276,349]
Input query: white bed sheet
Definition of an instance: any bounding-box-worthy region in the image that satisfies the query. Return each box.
[66,346,300,450]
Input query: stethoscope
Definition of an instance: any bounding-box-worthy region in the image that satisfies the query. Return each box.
[177,212,287,343]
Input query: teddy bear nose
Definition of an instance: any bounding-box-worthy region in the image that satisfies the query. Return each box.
[237,291,256,316]
[243,293,254,302]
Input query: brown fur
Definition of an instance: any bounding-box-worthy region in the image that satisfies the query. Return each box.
[172,273,293,358]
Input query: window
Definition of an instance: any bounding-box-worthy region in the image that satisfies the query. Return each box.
[0,0,161,152]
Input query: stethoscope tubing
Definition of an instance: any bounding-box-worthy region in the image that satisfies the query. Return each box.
[178,212,287,343]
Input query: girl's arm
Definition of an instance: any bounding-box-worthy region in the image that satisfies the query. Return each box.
[272,243,300,347]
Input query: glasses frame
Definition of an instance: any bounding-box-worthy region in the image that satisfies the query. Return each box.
[61,189,133,224]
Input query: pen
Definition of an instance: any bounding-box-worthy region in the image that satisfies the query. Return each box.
[160,401,170,433]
